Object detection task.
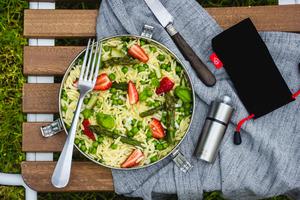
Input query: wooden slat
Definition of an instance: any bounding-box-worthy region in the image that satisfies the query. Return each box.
[24,46,84,76]
[23,122,66,152]
[24,9,97,38]
[24,5,300,38]
[23,83,60,113]
[22,161,114,192]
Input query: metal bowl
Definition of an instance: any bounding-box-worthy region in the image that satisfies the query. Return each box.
[58,35,196,170]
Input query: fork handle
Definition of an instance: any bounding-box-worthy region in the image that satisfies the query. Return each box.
[51,94,85,188]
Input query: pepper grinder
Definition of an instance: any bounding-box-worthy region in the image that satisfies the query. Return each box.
[194,96,234,163]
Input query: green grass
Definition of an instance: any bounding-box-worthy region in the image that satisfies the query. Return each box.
[0,0,290,199]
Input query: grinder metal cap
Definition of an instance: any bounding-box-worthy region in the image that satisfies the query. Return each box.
[207,96,233,125]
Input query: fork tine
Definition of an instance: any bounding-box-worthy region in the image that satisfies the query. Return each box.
[92,42,102,85]
[83,39,95,81]
[88,40,100,82]
[79,38,91,81]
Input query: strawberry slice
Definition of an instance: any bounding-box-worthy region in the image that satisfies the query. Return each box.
[149,118,165,139]
[155,77,175,95]
[72,79,78,88]
[94,73,112,91]
[82,119,96,141]
[128,81,139,104]
[121,149,144,168]
[128,44,149,63]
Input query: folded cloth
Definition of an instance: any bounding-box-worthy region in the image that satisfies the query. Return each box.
[96,0,300,199]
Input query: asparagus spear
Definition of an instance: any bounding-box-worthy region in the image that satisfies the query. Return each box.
[165,93,176,144]
[103,56,139,67]
[139,104,165,117]
[111,82,128,91]
[89,125,143,148]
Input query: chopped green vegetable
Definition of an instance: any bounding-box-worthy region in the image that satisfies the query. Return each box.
[166,65,171,72]
[82,109,93,119]
[103,55,139,67]
[108,73,116,81]
[151,78,160,87]
[96,113,115,129]
[150,155,158,163]
[137,121,143,128]
[157,54,165,61]
[92,141,98,148]
[121,66,128,74]
[111,82,128,91]
[97,136,104,143]
[149,71,156,79]
[80,145,87,152]
[103,45,111,52]
[155,143,163,150]
[117,99,123,105]
[111,48,124,58]
[140,39,146,46]
[110,88,117,94]
[146,130,152,138]
[132,127,139,134]
[86,95,97,109]
[175,65,182,74]
[89,125,143,148]
[174,86,192,103]
[110,143,118,149]
[138,65,146,72]
[83,98,89,104]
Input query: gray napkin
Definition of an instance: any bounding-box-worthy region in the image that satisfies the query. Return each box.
[96,0,300,199]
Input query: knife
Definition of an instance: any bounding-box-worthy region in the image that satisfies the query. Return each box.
[144,0,216,87]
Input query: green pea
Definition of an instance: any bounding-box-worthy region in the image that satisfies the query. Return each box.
[112,99,118,105]
[92,141,98,148]
[117,99,123,105]
[111,94,117,100]
[162,111,167,118]
[149,71,156,79]
[146,130,152,138]
[143,64,149,69]
[113,129,118,134]
[97,136,104,143]
[110,143,118,149]
[80,145,87,152]
[184,103,192,111]
[139,92,148,101]
[80,140,85,145]
[133,64,139,69]
[150,155,158,163]
[75,138,80,145]
[161,118,166,124]
[62,90,68,101]
[175,65,182,73]
[166,66,171,72]
[110,88,117,94]
[149,46,157,52]
[108,73,116,81]
[140,39,146,46]
[91,147,97,154]
[162,142,169,149]
[185,110,191,116]
[131,119,137,126]
[83,98,89,104]
[160,63,168,69]
[154,101,160,107]
[138,65,146,72]
[146,90,153,97]
[157,54,165,61]
[132,127,139,134]
[151,78,160,87]
[178,115,184,122]
[146,101,154,107]
[152,140,158,146]
[121,66,128,74]
[137,121,143,128]
[156,143,163,150]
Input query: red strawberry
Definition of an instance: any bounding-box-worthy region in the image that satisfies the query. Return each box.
[82,119,96,141]
[72,79,78,88]
[128,44,149,63]
[155,77,175,95]
[149,118,165,139]
[128,81,139,104]
[94,73,112,91]
[121,149,144,168]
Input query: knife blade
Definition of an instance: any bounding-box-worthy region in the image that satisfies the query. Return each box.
[144,0,216,87]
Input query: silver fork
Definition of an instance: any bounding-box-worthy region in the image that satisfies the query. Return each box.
[51,39,102,188]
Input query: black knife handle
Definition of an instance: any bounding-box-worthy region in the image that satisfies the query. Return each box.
[166,24,216,87]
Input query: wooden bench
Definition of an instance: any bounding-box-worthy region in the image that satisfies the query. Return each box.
[22,1,300,193]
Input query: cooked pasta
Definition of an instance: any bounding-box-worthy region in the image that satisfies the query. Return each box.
[60,36,193,168]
